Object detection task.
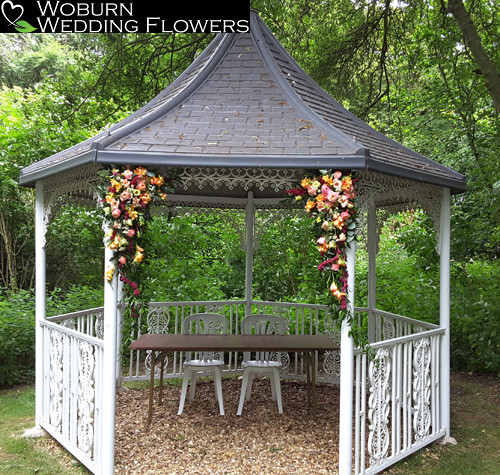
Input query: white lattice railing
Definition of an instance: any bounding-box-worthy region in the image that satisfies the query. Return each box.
[40,319,104,474]
[47,307,105,339]
[353,327,446,475]
[367,308,439,343]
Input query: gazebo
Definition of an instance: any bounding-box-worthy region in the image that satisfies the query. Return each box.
[20,10,465,475]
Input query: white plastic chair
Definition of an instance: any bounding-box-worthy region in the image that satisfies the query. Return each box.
[237,314,287,415]
[177,313,228,416]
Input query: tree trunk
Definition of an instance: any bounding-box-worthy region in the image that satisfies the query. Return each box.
[447,0,500,112]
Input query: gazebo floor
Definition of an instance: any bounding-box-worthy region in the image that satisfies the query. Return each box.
[115,377,340,474]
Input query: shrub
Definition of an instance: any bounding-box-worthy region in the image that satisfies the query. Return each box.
[0,289,36,387]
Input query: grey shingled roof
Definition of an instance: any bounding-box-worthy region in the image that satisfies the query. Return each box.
[19,10,466,193]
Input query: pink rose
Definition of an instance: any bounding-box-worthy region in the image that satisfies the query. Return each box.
[127,229,136,237]
[123,170,133,179]
[333,171,342,180]
[111,208,121,218]
[341,211,350,220]
[119,256,127,265]
[136,181,146,191]
[120,191,132,201]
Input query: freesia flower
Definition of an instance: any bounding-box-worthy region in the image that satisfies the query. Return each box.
[110,179,122,191]
[305,199,316,212]
[105,265,115,282]
[317,236,328,254]
[342,176,353,191]
[322,174,333,186]
[151,176,164,186]
[133,246,144,263]
[301,178,311,188]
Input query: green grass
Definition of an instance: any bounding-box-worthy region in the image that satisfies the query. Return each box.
[1,372,498,474]
[0,386,89,475]
[385,372,500,474]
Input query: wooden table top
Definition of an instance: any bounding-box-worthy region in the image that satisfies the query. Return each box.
[130,333,339,352]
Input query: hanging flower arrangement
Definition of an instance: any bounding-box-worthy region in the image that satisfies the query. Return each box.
[100,166,175,316]
[286,170,358,311]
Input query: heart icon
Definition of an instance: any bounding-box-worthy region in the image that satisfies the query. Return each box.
[1,0,24,27]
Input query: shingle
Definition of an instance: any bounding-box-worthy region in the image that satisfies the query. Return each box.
[19,10,466,194]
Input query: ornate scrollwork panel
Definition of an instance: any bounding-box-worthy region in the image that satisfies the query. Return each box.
[176,167,299,193]
[77,341,95,456]
[147,306,171,334]
[49,329,64,430]
[144,306,171,376]
[413,337,432,441]
[368,347,391,467]
[323,350,341,377]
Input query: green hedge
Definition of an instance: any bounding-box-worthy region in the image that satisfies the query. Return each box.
[0,286,103,387]
[0,290,36,387]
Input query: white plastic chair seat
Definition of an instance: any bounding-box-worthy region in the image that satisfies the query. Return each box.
[186,359,225,366]
[242,360,281,368]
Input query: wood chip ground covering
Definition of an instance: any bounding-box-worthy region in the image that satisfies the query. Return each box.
[114,378,341,474]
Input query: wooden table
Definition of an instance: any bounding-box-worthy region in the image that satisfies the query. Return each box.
[129,333,339,423]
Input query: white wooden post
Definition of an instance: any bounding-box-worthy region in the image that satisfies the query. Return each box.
[101,233,118,474]
[338,241,356,475]
[439,187,451,438]
[367,202,377,343]
[34,180,46,433]
[115,278,124,390]
[244,190,255,316]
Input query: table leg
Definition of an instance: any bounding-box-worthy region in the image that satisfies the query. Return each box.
[311,351,317,418]
[158,353,166,406]
[304,352,312,405]
[148,351,158,424]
